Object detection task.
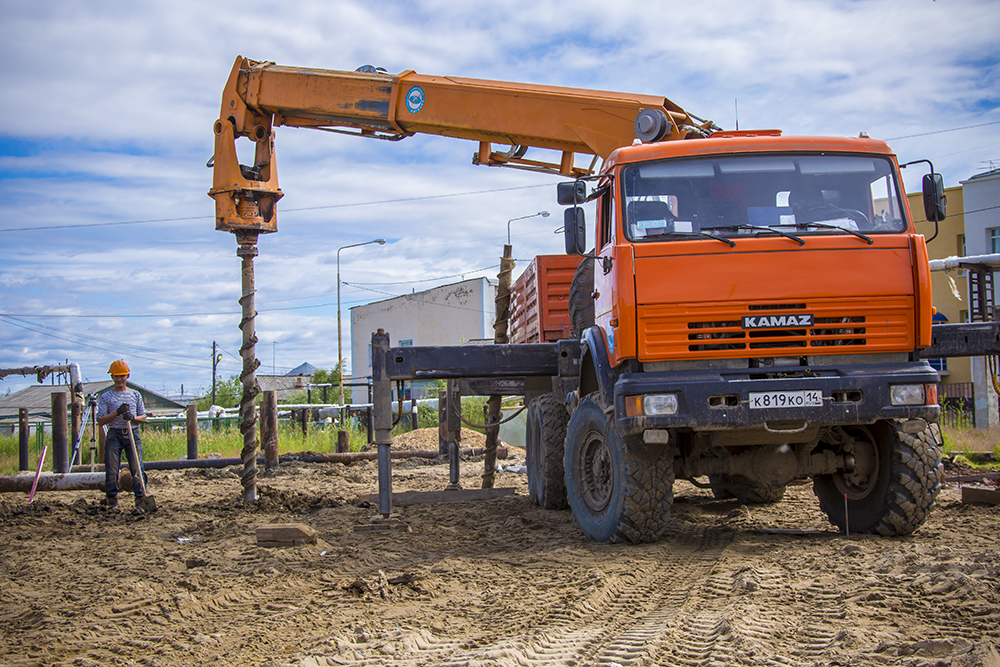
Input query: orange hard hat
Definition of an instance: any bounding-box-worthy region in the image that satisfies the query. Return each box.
[108,360,130,375]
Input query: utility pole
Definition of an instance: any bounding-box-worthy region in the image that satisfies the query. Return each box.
[211,341,222,406]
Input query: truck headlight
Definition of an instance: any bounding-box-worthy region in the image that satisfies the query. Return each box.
[890,384,925,406]
[644,394,679,415]
[624,393,679,416]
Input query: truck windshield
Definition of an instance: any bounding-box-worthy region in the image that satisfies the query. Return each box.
[621,154,906,242]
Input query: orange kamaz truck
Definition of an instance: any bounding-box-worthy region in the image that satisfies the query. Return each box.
[545,127,944,542]
[211,57,973,544]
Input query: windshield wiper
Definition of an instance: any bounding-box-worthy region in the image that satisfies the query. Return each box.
[702,224,804,246]
[772,222,873,245]
[646,230,735,247]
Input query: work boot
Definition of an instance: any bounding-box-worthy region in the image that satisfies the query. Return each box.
[105,496,119,511]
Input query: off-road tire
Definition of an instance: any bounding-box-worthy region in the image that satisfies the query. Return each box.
[568,255,595,339]
[525,394,569,509]
[709,474,786,504]
[813,421,943,536]
[564,394,674,543]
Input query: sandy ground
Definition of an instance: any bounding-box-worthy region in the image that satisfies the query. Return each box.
[1,428,998,667]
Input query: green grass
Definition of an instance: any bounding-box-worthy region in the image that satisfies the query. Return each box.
[940,424,1000,468]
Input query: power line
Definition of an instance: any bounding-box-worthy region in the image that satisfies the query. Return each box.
[348,264,500,286]
[0,315,232,372]
[0,314,212,361]
[887,120,1000,141]
[0,183,550,233]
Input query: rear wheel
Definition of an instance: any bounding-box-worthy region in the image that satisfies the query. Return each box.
[709,474,786,504]
[564,394,674,543]
[813,421,943,536]
[525,394,568,509]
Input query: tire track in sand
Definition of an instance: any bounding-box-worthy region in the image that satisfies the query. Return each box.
[299,527,734,666]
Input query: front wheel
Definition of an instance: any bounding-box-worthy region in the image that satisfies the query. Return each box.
[813,421,943,536]
[564,395,674,543]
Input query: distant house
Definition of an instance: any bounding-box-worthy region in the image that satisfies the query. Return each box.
[0,381,186,435]
[255,362,319,401]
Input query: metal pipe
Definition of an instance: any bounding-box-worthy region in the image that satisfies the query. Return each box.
[18,408,29,472]
[69,446,506,473]
[186,404,198,461]
[51,392,68,474]
[261,390,278,469]
[372,329,393,517]
[0,472,105,494]
[929,253,1000,271]
[449,440,460,488]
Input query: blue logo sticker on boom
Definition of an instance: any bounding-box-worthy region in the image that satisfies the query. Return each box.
[405,86,425,113]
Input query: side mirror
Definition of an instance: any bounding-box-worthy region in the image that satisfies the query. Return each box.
[922,173,946,223]
[557,181,587,206]
[564,208,586,255]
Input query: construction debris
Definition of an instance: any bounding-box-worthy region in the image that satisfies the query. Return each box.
[255,523,317,547]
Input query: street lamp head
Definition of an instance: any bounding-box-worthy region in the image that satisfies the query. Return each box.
[375,238,386,245]
[508,211,552,244]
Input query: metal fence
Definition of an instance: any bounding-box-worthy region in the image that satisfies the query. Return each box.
[939,382,975,429]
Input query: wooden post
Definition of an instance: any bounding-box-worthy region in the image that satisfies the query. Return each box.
[18,408,29,471]
[51,392,68,474]
[186,404,198,460]
[483,243,515,488]
[301,409,307,439]
[337,430,350,453]
[261,390,278,469]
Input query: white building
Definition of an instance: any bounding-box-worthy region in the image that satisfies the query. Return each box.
[959,167,1000,427]
[350,277,497,397]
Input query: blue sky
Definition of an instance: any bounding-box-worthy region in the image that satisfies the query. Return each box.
[2,0,999,398]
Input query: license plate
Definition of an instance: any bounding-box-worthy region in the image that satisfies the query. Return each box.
[748,390,823,409]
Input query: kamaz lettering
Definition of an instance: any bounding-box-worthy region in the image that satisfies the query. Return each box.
[742,314,814,329]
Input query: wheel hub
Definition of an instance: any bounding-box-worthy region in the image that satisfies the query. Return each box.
[580,432,613,512]
[834,428,879,500]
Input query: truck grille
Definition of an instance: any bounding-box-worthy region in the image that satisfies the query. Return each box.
[638,298,912,360]
[688,316,866,351]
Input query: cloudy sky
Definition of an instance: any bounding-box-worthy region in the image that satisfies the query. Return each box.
[2,0,999,399]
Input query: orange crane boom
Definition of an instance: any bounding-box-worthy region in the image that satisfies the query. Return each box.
[209,56,715,234]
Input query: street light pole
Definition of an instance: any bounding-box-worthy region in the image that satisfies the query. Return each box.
[337,238,386,411]
[507,211,550,245]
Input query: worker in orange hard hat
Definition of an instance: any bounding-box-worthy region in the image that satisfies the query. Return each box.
[96,360,149,512]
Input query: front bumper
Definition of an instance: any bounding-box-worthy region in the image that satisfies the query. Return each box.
[614,361,940,437]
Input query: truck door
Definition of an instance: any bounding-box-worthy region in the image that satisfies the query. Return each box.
[594,188,635,365]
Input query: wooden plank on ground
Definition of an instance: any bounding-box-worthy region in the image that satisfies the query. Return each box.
[362,487,516,506]
[256,523,317,547]
[961,486,1000,506]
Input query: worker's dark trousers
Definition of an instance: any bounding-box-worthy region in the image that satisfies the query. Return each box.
[104,427,147,500]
